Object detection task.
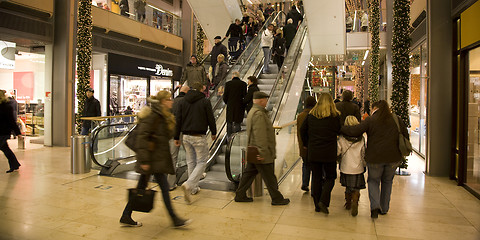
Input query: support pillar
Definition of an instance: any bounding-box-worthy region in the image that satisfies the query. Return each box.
[426,0,452,176]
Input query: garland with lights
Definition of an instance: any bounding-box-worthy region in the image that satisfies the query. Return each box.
[354,66,365,113]
[391,0,411,169]
[196,22,206,60]
[75,0,93,134]
[368,0,380,103]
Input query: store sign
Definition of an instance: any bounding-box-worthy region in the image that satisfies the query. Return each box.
[0,41,16,70]
[137,64,173,77]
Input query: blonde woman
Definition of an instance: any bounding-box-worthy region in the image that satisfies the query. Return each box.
[0,90,22,173]
[300,93,341,214]
[120,91,191,228]
[337,116,366,217]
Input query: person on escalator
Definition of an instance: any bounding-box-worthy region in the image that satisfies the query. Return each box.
[272,28,286,71]
[261,24,275,74]
[212,54,228,90]
[283,18,297,51]
[120,91,191,228]
[180,55,208,88]
[243,76,260,113]
[225,19,244,61]
[223,71,247,138]
[245,17,259,47]
[174,82,217,203]
[210,36,227,75]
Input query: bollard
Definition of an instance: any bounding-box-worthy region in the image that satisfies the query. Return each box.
[248,172,264,197]
[17,135,25,149]
[71,135,91,174]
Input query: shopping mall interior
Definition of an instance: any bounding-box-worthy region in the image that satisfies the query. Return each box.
[0,0,479,239]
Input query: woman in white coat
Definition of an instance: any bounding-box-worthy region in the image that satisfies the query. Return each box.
[337,115,366,216]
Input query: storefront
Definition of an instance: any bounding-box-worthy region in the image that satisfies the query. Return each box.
[0,41,49,140]
[107,53,180,115]
[409,41,428,157]
[453,0,480,198]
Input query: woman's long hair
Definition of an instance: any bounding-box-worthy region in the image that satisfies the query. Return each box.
[151,91,176,135]
[309,93,340,119]
[0,90,8,104]
[371,100,392,123]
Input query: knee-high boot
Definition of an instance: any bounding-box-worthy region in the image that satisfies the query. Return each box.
[344,191,352,210]
[351,191,360,216]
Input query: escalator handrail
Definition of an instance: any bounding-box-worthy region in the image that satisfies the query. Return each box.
[90,122,136,168]
[268,21,308,123]
[224,130,244,183]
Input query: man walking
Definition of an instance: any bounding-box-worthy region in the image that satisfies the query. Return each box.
[234,91,290,205]
[223,72,247,138]
[174,82,217,203]
[81,88,101,135]
[261,24,274,74]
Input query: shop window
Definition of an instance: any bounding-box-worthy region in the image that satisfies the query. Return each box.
[109,75,147,115]
[466,46,480,193]
[409,42,427,156]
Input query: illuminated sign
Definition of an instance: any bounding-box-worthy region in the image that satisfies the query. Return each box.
[137,64,173,77]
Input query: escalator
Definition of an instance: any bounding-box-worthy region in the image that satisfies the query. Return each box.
[89,12,308,191]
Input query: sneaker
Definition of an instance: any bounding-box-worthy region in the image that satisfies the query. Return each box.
[201,172,207,180]
[181,184,191,204]
[173,217,192,228]
[120,216,142,227]
[169,184,177,191]
[191,187,200,195]
[271,198,290,206]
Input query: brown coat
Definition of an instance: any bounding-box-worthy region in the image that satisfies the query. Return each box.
[341,112,409,164]
[296,108,311,159]
[247,104,276,164]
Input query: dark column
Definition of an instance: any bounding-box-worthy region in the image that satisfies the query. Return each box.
[52,0,77,146]
[181,1,194,67]
[426,0,452,176]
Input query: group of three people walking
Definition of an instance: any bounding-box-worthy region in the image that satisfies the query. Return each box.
[299,91,409,218]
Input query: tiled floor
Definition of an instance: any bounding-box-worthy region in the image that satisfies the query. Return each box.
[0,140,479,240]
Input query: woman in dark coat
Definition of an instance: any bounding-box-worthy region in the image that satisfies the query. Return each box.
[300,93,341,214]
[120,91,190,228]
[272,29,286,71]
[341,100,409,218]
[0,90,22,173]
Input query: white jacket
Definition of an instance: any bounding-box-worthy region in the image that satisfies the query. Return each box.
[261,29,274,48]
[337,135,366,174]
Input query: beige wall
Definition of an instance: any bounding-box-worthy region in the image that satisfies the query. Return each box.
[410,0,426,25]
[8,0,54,15]
[92,7,183,51]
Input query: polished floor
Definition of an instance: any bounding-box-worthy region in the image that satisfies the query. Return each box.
[0,139,479,240]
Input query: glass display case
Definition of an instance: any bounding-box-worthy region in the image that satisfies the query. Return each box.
[109,75,147,115]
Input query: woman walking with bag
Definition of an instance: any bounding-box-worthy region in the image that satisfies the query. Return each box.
[300,93,341,214]
[337,116,366,216]
[341,100,409,218]
[120,91,191,227]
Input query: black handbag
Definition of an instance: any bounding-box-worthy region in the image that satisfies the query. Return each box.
[127,188,157,212]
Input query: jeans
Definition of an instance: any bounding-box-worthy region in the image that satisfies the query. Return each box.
[227,122,242,139]
[182,135,209,193]
[367,162,399,213]
[0,135,20,170]
[310,162,336,207]
[167,139,180,188]
[122,173,177,219]
[235,162,285,202]
[262,47,272,73]
[301,158,311,188]
[81,121,91,135]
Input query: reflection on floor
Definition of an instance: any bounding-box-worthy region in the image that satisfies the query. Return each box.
[0,141,479,239]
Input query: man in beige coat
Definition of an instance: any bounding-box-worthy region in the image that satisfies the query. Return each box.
[234,91,290,205]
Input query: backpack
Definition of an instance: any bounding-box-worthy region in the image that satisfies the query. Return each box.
[392,114,413,157]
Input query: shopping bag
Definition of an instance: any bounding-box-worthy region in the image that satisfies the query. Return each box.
[127,188,157,212]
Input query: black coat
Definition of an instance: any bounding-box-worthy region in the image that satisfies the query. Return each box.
[283,23,297,48]
[223,77,247,123]
[226,23,244,39]
[341,112,409,164]
[287,8,303,27]
[172,92,186,115]
[244,84,260,113]
[211,42,227,71]
[0,102,21,136]
[273,35,286,56]
[174,90,217,139]
[82,96,101,127]
[300,115,341,163]
[335,100,361,125]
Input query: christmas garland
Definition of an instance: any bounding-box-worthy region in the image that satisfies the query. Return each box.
[76,0,93,134]
[368,0,380,103]
[196,22,206,60]
[354,66,365,113]
[391,0,411,169]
